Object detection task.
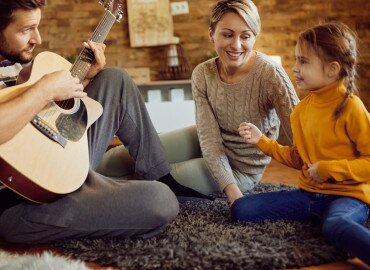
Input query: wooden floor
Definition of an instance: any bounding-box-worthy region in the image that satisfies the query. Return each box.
[0,160,368,270]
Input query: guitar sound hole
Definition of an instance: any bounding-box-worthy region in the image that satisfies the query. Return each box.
[56,99,75,110]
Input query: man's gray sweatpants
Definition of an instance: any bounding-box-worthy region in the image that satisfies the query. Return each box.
[0,68,179,244]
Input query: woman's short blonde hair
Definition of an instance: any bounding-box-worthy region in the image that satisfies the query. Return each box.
[209,0,261,36]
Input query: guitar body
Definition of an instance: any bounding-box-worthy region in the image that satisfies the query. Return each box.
[0,52,103,203]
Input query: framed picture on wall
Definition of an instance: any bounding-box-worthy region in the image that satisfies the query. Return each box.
[126,0,175,47]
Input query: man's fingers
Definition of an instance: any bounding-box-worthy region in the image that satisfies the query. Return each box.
[73,76,80,84]
[85,40,105,51]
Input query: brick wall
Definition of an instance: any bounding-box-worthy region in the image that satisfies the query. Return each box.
[37,0,369,108]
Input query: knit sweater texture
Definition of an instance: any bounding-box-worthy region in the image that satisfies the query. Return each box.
[192,52,299,190]
[257,80,370,204]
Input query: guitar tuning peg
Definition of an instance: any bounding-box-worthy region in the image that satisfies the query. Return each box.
[116,13,123,23]
[98,0,112,9]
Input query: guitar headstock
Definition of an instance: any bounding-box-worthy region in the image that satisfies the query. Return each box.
[99,0,124,22]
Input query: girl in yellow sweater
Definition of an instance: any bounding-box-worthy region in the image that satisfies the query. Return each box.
[236,21,370,264]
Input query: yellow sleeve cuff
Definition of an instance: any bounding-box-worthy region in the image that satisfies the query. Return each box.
[256,134,272,154]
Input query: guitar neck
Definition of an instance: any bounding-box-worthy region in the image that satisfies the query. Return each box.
[71,10,117,82]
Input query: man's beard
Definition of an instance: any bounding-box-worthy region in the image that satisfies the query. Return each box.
[0,33,34,64]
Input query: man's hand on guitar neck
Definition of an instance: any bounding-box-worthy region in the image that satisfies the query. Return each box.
[82,40,106,86]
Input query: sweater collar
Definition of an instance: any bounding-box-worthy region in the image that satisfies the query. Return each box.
[309,80,347,104]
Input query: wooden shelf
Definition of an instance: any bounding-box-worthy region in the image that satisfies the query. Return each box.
[136,80,194,132]
[137,79,193,102]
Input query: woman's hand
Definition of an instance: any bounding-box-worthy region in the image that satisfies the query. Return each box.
[224,184,243,207]
[83,40,106,82]
[307,162,324,183]
[238,122,262,144]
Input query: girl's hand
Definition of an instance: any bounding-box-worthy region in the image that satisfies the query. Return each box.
[238,122,262,145]
[83,40,106,81]
[307,163,324,183]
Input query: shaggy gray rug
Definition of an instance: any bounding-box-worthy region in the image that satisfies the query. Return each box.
[55,183,360,270]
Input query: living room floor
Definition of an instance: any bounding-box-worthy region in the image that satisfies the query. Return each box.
[0,160,368,270]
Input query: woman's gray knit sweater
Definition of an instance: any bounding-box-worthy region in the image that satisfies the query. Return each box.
[192,52,299,191]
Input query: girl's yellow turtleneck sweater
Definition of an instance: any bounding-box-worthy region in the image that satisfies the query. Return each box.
[256,80,370,204]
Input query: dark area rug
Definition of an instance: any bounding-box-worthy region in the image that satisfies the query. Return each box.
[55,183,362,270]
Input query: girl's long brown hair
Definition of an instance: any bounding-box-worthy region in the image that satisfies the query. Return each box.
[297,21,359,118]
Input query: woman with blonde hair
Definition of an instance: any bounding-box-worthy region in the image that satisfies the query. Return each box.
[158,0,299,205]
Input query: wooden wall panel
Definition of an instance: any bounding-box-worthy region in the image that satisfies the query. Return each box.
[37,0,370,108]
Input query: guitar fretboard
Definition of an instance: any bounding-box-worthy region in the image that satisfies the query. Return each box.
[70,10,117,82]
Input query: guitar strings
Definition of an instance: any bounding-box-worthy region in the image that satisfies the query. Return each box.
[41,11,111,122]
[38,102,55,121]
[52,10,110,115]
[73,11,117,125]
[37,10,117,136]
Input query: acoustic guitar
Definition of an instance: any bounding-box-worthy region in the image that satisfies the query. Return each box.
[0,0,123,203]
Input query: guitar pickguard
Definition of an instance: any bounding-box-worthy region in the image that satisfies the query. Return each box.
[55,100,88,142]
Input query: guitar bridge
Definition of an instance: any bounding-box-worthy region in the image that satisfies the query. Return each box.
[31,116,67,148]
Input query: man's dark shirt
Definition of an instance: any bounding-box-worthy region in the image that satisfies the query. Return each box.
[0,60,27,215]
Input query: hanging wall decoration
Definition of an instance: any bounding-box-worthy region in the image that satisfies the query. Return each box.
[126,0,175,47]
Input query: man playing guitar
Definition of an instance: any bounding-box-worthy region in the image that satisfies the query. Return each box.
[0,0,210,244]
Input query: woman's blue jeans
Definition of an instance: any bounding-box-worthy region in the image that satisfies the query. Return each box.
[231,189,370,264]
